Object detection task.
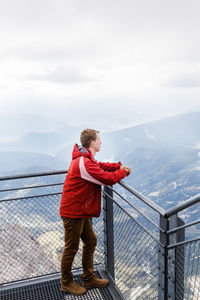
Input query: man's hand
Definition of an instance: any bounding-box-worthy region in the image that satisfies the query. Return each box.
[120,165,132,176]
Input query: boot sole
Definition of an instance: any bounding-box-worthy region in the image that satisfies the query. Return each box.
[83,283,109,289]
[61,287,87,295]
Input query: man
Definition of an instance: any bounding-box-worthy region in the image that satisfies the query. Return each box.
[59,129,131,296]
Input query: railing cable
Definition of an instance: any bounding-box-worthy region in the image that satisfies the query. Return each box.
[0,183,64,193]
[0,170,67,181]
[103,190,164,247]
[119,180,166,216]
[107,186,165,233]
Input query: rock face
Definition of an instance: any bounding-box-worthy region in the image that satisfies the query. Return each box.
[0,224,57,283]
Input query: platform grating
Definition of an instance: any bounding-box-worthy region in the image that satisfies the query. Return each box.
[0,274,114,300]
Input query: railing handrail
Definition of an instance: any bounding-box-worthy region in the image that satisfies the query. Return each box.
[119,180,166,216]
[165,194,200,217]
[119,181,200,218]
[0,170,68,181]
[0,170,200,218]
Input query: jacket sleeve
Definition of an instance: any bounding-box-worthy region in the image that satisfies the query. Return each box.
[98,161,122,171]
[79,156,127,186]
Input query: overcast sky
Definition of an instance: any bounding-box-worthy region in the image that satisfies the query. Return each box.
[0,0,200,130]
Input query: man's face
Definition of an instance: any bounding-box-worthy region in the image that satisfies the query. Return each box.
[92,133,102,152]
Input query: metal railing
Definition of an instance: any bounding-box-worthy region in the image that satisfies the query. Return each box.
[0,170,200,300]
[0,171,104,286]
[103,182,200,299]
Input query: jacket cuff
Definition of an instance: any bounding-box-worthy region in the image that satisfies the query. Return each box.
[118,162,122,168]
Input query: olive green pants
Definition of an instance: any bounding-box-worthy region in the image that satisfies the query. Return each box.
[61,217,97,285]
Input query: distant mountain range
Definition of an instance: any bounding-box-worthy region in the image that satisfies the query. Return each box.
[0,112,66,142]
[0,152,66,175]
[0,114,82,155]
[1,111,199,163]
[119,146,200,228]
[97,111,200,160]
[0,111,199,213]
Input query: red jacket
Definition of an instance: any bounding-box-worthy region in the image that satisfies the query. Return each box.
[59,144,127,218]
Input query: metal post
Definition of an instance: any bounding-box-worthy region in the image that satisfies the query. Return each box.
[168,214,177,300]
[168,215,185,300]
[175,217,185,299]
[103,185,115,280]
[158,215,168,300]
[158,214,185,299]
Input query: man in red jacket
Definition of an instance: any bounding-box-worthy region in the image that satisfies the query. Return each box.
[60,129,131,296]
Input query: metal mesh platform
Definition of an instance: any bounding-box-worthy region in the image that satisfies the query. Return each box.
[0,272,116,300]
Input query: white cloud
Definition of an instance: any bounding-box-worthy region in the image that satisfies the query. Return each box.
[0,0,200,125]
[27,65,92,85]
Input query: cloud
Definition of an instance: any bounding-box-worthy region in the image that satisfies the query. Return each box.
[164,72,200,88]
[27,66,92,85]
[1,0,200,122]
[4,46,69,62]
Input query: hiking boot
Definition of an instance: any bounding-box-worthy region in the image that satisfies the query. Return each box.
[82,274,109,289]
[61,281,87,296]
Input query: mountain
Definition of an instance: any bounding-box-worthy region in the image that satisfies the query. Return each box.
[93,111,199,229]
[97,111,200,161]
[0,124,82,156]
[0,111,199,206]
[0,132,65,154]
[0,112,66,142]
[1,111,199,161]
[0,152,66,175]
[55,111,200,162]
[0,224,58,282]
[122,147,200,205]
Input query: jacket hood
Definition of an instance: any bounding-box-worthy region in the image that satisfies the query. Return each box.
[72,144,92,159]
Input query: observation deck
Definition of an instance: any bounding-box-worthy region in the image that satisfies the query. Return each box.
[0,170,200,299]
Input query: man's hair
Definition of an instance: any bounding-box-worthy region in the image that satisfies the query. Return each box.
[80,129,99,148]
